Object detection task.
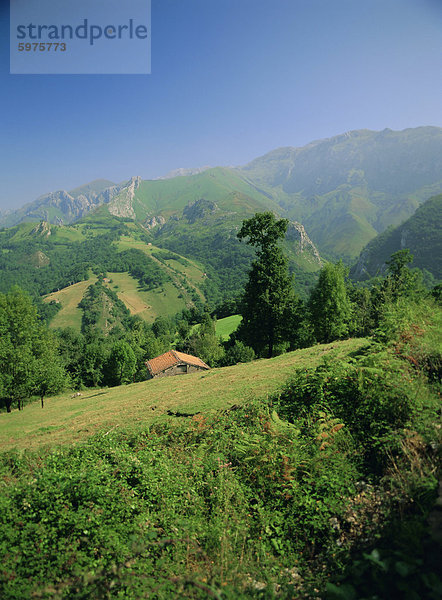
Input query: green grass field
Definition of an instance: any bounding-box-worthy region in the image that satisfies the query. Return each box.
[49,226,85,244]
[164,257,205,283]
[44,276,97,329]
[117,237,206,279]
[0,338,367,452]
[117,236,207,304]
[6,222,41,242]
[215,314,242,339]
[116,236,156,254]
[45,272,192,327]
[136,281,189,321]
[104,272,162,321]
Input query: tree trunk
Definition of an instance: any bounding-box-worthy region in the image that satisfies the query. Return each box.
[41,396,44,409]
[6,400,12,413]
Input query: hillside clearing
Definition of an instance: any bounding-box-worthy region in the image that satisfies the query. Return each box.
[117,236,207,306]
[216,314,242,339]
[44,276,97,329]
[0,338,367,452]
[103,272,154,319]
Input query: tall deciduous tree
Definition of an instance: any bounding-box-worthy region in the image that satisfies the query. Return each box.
[308,261,352,343]
[0,287,66,412]
[33,336,68,408]
[236,212,299,358]
[383,249,421,300]
[105,340,137,386]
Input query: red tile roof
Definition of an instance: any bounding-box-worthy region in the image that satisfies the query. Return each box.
[146,350,210,376]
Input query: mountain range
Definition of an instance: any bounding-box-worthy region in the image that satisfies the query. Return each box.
[2,126,441,261]
[0,126,440,332]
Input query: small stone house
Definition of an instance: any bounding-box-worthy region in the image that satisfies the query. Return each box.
[146,350,210,379]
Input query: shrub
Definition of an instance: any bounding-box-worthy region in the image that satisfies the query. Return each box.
[222,340,255,365]
[273,348,433,472]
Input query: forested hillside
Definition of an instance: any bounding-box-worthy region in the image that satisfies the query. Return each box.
[0,209,322,335]
[0,220,204,313]
[352,194,442,281]
[1,211,439,415]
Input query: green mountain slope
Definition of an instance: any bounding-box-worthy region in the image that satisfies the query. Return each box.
[239,126,442,257]
[3,127,441,261]
[241,127,442,196]
[90,168,323,300]
[131,167,281,218]
[352,194,442,280]
[0,208,320,327]
[148,198,322,301]
[102,127,442,262]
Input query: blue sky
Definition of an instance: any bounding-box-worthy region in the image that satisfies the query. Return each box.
[0,0,441,211]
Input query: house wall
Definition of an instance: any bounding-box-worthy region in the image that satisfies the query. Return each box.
[152,362,208,378]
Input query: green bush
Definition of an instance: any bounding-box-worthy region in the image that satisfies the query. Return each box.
[273,347,436,472]
[222,340,255,365]
[374,296,442,386]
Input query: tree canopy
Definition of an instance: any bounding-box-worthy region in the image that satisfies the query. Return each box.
[0,287,67,411]
[308,261,352,343]
[236,212,300,358]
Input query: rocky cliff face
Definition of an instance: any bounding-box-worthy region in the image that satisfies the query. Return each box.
[144,215,166,229]
[49,191,98,222]
[31,221,52,238]
[286,221,323,266]
[0,180,127,227]
[108,176,142,219]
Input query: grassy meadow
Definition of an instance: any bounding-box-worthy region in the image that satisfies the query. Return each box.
[0,338,366,452]
[215,314,242,340]
[104,272,188,322]
[44,276,98,330]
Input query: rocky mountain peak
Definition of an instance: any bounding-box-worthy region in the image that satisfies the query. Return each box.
[107,176,142,219]
[31,221,52,238]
